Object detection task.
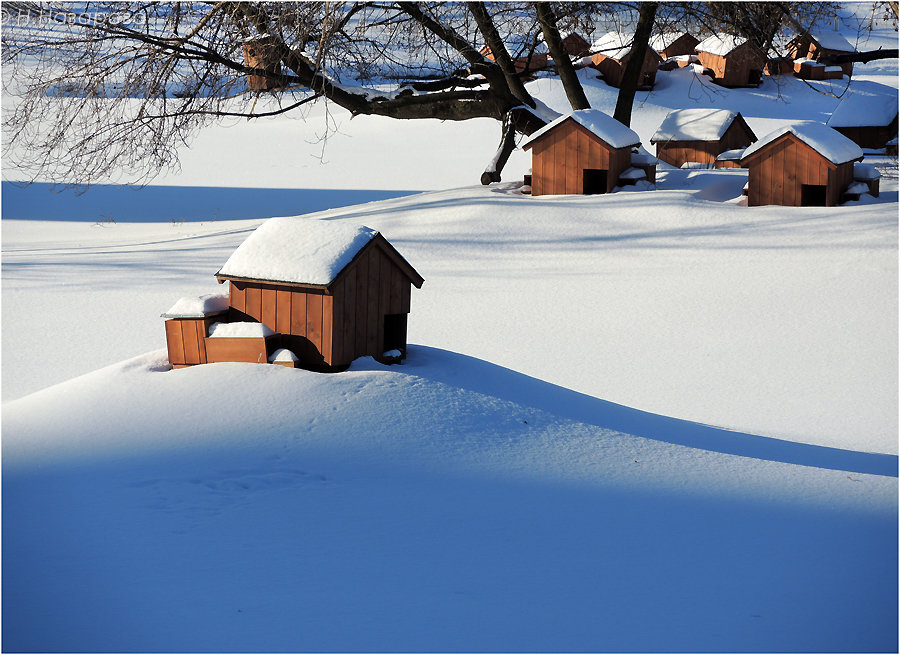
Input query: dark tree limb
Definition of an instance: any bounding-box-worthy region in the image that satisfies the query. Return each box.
[535,1,590,111]
[480,106,548,185]
[818,48,899,65]
[467,1,535,108]
[613,2,657,127]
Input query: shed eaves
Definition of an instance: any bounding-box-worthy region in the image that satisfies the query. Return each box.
[651,108,742,142]
[741,121,864,165]
[521,109,641,150]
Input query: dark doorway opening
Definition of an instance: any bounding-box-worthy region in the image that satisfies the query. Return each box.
[801,184,827,207]
[748,69,763,86]
[383,313,408,355]
[583,169,608,195]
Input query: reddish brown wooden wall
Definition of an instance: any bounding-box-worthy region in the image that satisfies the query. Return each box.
[530,121,632,195]
[833,123,898,150]
[697,43,765,87]
[592,49,660,88]
[205,336,272,364]
[745,135,853,206]
[656,140,721,166]
[165,317,217,366]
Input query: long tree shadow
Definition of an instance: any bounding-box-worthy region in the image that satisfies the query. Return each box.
[395,345,898,477]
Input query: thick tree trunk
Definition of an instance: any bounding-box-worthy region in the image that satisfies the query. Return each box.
[613,2,658,127]
[480,107,547,184]
[535,2,590,111]
[468,1,536,108]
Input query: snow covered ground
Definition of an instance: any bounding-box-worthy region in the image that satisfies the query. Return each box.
[2,11,898,653]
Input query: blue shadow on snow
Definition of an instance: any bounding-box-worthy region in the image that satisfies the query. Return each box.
[1,182,421,222]
[397,346,899,478]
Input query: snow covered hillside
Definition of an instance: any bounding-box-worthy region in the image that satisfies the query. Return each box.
[2,7,898,653]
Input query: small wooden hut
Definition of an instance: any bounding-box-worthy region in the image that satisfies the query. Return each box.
[788,31,856,78]
[651,32,700,60]
[164,220,424,371]
[480,35,549,75]
[558,31,591,58]
[650,108,757,168]
[590,32,663,89]
[826,89,899,150]
[243,35,282,91]
[521,109,642,195]
[740,122,864,207]
[695,34,766,87]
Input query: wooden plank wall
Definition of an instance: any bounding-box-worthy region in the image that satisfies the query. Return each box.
[331,242,412,366]
[656,141,721,166]
[165,318,211,366]
[532,122,634,195]
[748,137,840,206]
[834,125,896,150]
[230,280,334,364]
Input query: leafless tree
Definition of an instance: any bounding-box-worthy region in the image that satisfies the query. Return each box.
[2,1,893,189]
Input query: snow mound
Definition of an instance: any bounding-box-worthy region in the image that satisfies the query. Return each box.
[208,321,274,338]
[217,217,377,285]
[268,348,299,362]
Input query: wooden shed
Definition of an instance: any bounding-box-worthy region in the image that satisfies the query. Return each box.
[243,35,282,91]
[650,108,757,168]
[695,34,766,87]
[164,220,424,371]
[788,31,856,78]
[590,32,663,89]
[740,122,864,207]
[651,32,700,60]
[826,88,899,150]
[480,35,549,75]
[521,109,642,196]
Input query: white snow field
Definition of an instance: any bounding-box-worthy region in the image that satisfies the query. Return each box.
[2,9,898,653]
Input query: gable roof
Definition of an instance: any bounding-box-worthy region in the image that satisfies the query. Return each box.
[651,108,754,142]
[809,31,855,52]
[521,109,641,150]
[695,33,748,57]
[216,218,423,288]
[591,31,660,61]
[741,122,864,165]
[650,32,699,53]
[827,88,899,128]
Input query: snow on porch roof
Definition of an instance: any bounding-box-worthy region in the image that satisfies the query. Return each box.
[651,108,745,142]
[521,109,641,150]
[216,218,378,286]
[741,121,863,165]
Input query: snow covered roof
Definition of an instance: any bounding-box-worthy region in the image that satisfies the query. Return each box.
[651,108,748,142]
[216,218,378,286]
[695,34,746,57]
[162,293,230,318]
[741,122,864,165]
[521,109,641,150]
[810,31,855,52]
[591,32,659,61]
[827,90,899,128]
[650,32,696,52]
